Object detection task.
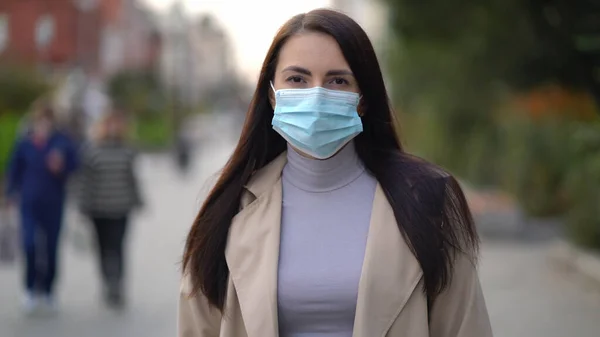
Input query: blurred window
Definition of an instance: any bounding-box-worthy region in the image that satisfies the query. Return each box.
[0,13,8,53]
[35,14,55,51]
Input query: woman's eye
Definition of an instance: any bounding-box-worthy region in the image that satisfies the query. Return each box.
[286,76,305,83]
[331,77,349,85]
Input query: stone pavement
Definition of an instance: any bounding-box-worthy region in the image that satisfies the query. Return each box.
[0,115,599,336]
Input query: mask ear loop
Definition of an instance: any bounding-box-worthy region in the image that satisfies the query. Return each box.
[270,81,276,93]
[357,94,365,117]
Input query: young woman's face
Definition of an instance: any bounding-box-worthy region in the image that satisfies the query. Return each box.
[272,32,360,94]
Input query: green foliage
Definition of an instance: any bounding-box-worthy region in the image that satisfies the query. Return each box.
[107,70,173,148]
[386,0,537,105]
[384,0,541,187]
[0,66,50,114]
[0,113,22,179]
[563,122,600,248]
[385,0,600,247]
[383,0,592,178]
[107,70,168,119]
[499,116,574,216]
[133,115,173,149]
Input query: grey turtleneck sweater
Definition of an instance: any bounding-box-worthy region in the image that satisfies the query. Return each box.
[277,142,378,337]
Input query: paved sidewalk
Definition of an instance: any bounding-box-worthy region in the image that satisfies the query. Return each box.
[467,186,600,336]
[481,240,600,337]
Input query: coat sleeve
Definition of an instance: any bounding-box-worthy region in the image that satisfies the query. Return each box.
[428,253,493,337]
[178,273,222,337]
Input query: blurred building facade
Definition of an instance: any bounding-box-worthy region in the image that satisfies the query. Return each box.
[160,3,191,106]
[1,0,240,121]
[0,0,163,129]
[189,15,236,104]
[99,0,162,77]
[159,4,235,108]
[331,0,388,45]
[0,0,161,77]
[0,0,98,69]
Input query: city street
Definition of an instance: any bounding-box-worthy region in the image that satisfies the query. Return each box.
[1,114,599,337]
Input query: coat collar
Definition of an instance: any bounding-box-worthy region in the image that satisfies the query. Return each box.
[225,152,423,337]
[244,152,288,199]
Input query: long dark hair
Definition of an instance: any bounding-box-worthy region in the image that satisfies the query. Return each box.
[183,9,479,311]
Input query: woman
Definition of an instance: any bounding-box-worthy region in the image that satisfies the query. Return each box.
[5,103,78,314]
[78,109,143,308]
[179,9,493,337]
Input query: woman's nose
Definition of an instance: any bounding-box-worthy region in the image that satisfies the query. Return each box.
[311,79,325,87]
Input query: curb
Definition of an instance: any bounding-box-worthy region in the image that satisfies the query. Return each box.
[549,239,600,286]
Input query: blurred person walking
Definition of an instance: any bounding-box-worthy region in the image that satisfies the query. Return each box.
[4,103,78,314]
[174,126,193,174]
[178,9,492,337]
[78,109,143,308]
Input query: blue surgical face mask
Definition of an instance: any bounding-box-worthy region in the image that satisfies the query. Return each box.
[271,83,363,159]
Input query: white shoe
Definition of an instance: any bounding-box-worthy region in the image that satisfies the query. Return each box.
[22,293,39,316]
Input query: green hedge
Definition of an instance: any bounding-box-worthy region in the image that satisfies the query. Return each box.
[563,122,600,248]
[0,66,49,113]
[496,115,600,249]
[402,108,600,248]
[400,110,503,188]
[499,116,575,217]
[0,113,22,181]
[133,116,173,150]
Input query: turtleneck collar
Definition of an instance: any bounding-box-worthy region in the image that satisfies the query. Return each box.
[282,141,365,193]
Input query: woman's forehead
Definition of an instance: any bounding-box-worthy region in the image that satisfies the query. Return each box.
[276,32,351,74]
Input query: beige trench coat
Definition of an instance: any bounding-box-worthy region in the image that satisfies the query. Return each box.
[178,152,493,337]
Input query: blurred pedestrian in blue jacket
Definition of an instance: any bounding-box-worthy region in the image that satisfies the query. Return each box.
[4,103,78,314]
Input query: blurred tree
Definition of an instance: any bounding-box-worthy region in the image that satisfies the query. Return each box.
[525,0,600,106]
[107,70,167,118]
[384,0,600,183]
[386,0,600,104]
[107,70,173,148]
[386,0,600,244]
[0,65,49,114]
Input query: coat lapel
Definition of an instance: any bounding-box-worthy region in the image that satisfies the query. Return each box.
[225,153,287,337]
[353,184,423,337]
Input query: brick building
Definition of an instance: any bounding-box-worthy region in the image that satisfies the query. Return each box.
[0,0,160,76]
[0,0,100,69]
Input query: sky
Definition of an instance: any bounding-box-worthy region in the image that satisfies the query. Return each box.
[142,0,333,80]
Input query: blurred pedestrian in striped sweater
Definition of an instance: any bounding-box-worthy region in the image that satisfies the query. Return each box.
[78,108,143,309]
